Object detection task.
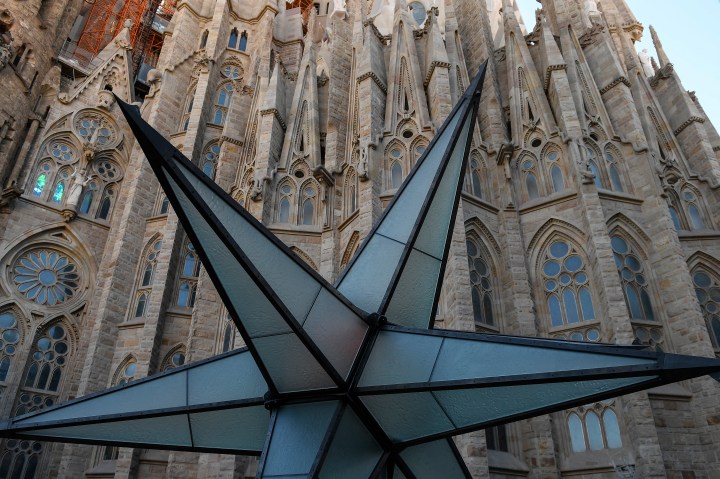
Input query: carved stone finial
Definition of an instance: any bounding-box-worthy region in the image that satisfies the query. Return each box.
[97,89,115,110]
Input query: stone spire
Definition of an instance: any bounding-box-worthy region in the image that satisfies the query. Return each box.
[649,25,670,67]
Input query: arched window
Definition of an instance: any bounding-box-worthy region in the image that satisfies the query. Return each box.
[542,239,596,327]
[161,347,186,371]
[586,146,602,189]
[212,83,234,126]
[604,150,623,192]
[520,157,540,200]
[199,30,209,49]
[668,203,682,230]
[176,240,199,309]
[157,194,170,215]
[546,150,565,193]
[228,28,239,49]
[466,238,495,328]
[681,188,707,230]
[0,311,21,385]
[299,184,317,225]
[202,143,220,179]
[239,31,248,51]
[22,324,70,395]
[567,401,622,453]
[133,239,162,318]
[51,169,71,204]
[115,359,137,386]
[610,236,654,321]
[388,146,404,190]
[277,183,294,223]
[79,181,98,214]
[219,312,241,353]
[344,169,357,217]
[96,185,115,220]
[179,86,196,132]
[468,156,483,198]
[32,163,51,197]
[485,425,508,452]
[692,268,720,351]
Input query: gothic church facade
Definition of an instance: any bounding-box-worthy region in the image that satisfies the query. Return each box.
[0,0,719,477]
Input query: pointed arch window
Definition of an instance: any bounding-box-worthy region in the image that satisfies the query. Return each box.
[219,312,241,353]
[79,181,98,214]
[22,324,70,394]
[239,31,248,51]
[466,239,495,328]
[277,183,294,223]
[228,28,239,49]
[156,193,170,215]
[96,185,115,220]
[161,348,186,371]
[542,240,596,327]
[682,188,707,230]
[51,170,70,204]
[133,239,162,318]
[610,236,655,321]
[465,154,484,199]
[388,147,405,190]
[212,83,234,126]
[692,268,720,351]
[521,157,540,200]
[32,163,52,197]
[546,151,565,193]
[176,240,200,309]
[345,169,358,217]
[179,86,196,132]
[115,359,137,386]
[202,143,220,179]
[0,312,21,385]
[604,151,624,192]
[300,184,317,225]
[567,401,622,453]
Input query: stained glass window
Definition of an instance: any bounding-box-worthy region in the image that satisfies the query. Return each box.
[222,65,242,79]
[49,143,75,162]
[542,240,595,327]
[466,239,494,327]
[75,115,114,146]
[52,181,64,203]
[693,269,720,349]
[33,170,48,197]
[610,236,654,321]
[24,325,69,392]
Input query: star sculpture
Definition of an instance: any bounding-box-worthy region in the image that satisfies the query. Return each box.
[2,64,720,478]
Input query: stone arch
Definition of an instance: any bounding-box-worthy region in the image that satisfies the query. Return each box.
[527,218,587,276]
[71,109,121,150]
[465,219,503,329]
[160,344,186,372]
[340,231,361,270]
[297,178,320,226]
[686,252,720,350]
[587,122,609,142]
[606,213,652,256]
[275,177,297,224]
[110,354,138,386]
[290,246,318,271]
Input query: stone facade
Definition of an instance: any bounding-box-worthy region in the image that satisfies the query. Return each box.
[0,0,719,477]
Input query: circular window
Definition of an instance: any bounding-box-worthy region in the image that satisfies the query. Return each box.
[222,65,242,79]
[294,170,305,178]
[13,250,80,306]
[402,130,413,139]
[531,138,542,148]
[74,114,116,146]
[94,160,121,181]
[49,143,76,162]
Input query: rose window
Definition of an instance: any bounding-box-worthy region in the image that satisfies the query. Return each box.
[49,143,75,162]
[74,115,115,146]
[94,160,120,181]
[13,250,80,306]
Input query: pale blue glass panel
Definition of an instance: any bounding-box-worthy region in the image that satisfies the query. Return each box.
[400,439,468,478]
[375,112,461,244]
[585,411,603,450]
[337,235,405,313]
[550,165,564,192]
[14,371,187,425]
[253,333,335,392]
[603,409,622,448]
[562,289,580,324]
[187,350,266,405]
[608,165,623,192]
[359,331,442,387]
[361,392,454,442]
[302,289,368,380]
[165,171,291,337]
[263,402,338,476]
[383,250,441,329]
[28,414,192,446]
[688,204,705,230]
[176,163,321,324]
[568,413,586,452]
[428,336,655,383]
[412,116,472,258]
[190,405,269,451]
[319,408,383,478]
[434,377,653,430]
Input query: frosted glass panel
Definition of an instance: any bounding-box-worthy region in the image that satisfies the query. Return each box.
[14,372,187,425]
[413,116,471,258]
[167,171,292,338]
[177,162,322,323]
[429,337,654,383]
[375,113,461,244]
[383,250,441,329]
[263,402,338,476]
[337,235,405,313]
[434,377,653,430]
[303,289,368,379]
[187,350,266,405]
[359,331,442,387]
[361,392,453,442]
[400,439,468,478]
[253,333,335,392]
[28,415,192,446]
[190,405,269,451]
[319,408,383,478]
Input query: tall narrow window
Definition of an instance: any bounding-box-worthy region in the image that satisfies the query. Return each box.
[22,324,70,395]
[300,185,316,225]
[277,184,293,223]
[521,158,540,200]
[0,312,21,385]
[79,181,98,214]
[692,268,720,350]
[466,239,495,327]
[345,169,358,217]
[199,30,209,49]
[220,313,240,353]
[176,240,200,309]
[468,157,483,198]
[485,425,508,452]
[604,151,623,192]
[213,84,234,126]
[179,87,196,132]
[391,162,403,189]
[202,143,220,179]
[228,28,238,49]
[567,402,622,453]
[239,32,248,51]
[547,151,564,193]
[96,185,115,220]
[610,236,654,321]
[682,189,706,230]
[542,240,595,327]
[32,164,51,196]
[134,239,162,318]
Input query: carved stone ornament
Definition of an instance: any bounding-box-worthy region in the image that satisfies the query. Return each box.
[0,42,11,70]
[97,89,116,110]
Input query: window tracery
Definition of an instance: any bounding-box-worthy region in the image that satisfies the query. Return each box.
[202,143,220,179]
[161,347,186,371]
[133,239,162,318]
[0,311,21,386]
[13,249,79,306]
[176,240,199,309]
[212,83,233,126]
[218,312,241,353]
[692,268,720,353]
[21,324,71,397]
[299,183,317,226]
[466,152,484,199]
[466,238,495,329]
[179,84,196,132]
[610,236,654,322]
[74,113,115,147]
[277,182,294,224]
[541,239,596,329]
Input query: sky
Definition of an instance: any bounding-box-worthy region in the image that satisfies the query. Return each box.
[514,0,720,127]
